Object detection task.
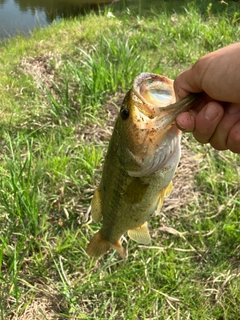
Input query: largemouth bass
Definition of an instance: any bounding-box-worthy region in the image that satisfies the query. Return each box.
[86,72,199,258]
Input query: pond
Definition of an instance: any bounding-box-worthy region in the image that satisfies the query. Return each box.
[0,0,173,40]
[1,0,233,40]
[0,0,121,40]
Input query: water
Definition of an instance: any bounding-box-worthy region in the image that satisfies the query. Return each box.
[1,0,228,40]
[0,0,114,40]
[0,0,178,40]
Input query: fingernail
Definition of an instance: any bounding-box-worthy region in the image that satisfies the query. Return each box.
[204,103,219,121]
[227,104,240,114]
[176,113,194,132]
[176,121,186,131]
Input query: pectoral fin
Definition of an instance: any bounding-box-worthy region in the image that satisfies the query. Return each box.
[91,187,102,222]
[164,181,173,197]
[156,190,164,213]
[156,182,173,214]
[128,222,151,244]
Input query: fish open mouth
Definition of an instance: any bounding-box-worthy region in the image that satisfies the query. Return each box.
[140,76,174,107]
[133,72,201,119]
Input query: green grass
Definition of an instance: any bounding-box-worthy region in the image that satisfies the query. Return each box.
[0,1,239,319]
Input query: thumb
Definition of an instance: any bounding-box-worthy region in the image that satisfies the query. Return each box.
[174,67,203,101]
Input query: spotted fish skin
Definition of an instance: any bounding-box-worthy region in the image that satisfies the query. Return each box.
[86,73,199,258]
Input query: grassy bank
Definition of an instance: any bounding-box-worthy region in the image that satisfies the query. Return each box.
[0,1,239,319]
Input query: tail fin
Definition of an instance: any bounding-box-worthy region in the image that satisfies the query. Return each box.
[86,231,125,259]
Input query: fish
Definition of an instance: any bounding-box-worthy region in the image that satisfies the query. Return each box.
[86,72,199,259]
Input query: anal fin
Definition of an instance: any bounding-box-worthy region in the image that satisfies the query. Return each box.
[128,222,151,245]
[91,187,102,222]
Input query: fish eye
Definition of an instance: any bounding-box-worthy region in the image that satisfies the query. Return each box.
[120,106,129,120]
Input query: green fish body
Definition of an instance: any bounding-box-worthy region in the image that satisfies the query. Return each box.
[86,73,199,258]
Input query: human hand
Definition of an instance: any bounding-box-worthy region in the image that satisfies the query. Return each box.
[174,43,240,153]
